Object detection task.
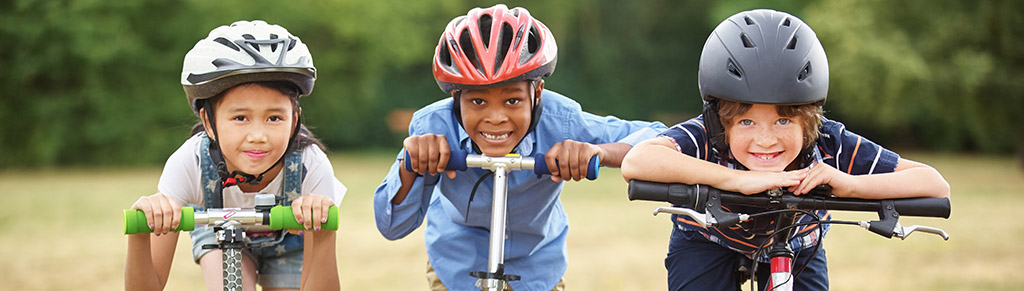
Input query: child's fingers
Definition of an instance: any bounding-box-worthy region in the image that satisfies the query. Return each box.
[155,196,174,234]
[169,199,182,231]
[311,198,323,231]
[291,196,306,228]
[426,138,440,175]
[435,137,450,174]
[132,197,155,231]
[545,144,562,179]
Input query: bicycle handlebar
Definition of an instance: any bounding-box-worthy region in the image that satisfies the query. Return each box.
[122,205,340,235]
[404,149,599,180]
[627,180,950,218]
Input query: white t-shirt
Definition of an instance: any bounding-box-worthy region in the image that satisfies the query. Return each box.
[157,134,346,208]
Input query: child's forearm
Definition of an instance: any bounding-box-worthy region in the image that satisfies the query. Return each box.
[595,142,632,168]
[391,163,419,205]
[848,159,950,199]
[301,230,340,290]
[125,235,166,291]
[621,138,737,187]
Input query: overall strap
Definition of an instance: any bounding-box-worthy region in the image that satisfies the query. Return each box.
[197,132,222,209]
[279,149,305,206]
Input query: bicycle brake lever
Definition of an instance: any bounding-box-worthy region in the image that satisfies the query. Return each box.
[895,223,950,240]
[653,206,711,228]
[858,221,950,240]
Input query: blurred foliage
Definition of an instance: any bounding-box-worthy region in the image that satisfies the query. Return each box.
[1,0,1020,167]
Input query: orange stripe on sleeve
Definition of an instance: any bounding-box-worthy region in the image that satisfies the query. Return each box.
[846,136,862,174]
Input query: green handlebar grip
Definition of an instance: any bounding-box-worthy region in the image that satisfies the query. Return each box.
[269,205,339,231]
[123,207,196,235]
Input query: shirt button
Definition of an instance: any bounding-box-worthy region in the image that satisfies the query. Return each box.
[386,208,392,215]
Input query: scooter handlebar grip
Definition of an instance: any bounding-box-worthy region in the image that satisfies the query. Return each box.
[268,205,339,231]
[123,207,196,235]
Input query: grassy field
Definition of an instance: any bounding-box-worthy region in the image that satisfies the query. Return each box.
[0,151,1020,290]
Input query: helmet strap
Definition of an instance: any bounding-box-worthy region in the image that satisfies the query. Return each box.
[702,99,731,163]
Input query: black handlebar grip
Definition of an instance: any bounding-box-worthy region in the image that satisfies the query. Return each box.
[628,180,703,208]
[891,197,951,218]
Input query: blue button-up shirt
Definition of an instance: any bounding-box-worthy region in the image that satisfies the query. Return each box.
[374,89,666,290]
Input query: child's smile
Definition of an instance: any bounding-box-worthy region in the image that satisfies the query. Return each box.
[459,82,536,157]
[726,104,804,172]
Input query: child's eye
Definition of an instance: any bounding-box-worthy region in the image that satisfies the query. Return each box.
[268,116,284,122]
[739,119,753,126]
[506,98,521,105]
[470,99,485,106]
[777,118,791,125]
[232,115,248,122]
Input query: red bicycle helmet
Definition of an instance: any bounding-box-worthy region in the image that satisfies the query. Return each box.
[432,4,557,93]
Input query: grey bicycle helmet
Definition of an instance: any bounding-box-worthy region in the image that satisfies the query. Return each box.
[698,10,828,167]
[698,9,828,105]
[181,20,316,117]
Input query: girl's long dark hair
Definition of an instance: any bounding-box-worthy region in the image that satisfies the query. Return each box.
[190,81,326,152]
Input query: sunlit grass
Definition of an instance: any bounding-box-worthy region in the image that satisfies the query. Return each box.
[0,151,1018,290]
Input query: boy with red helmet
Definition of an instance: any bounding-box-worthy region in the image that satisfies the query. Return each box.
[374,4,666,290]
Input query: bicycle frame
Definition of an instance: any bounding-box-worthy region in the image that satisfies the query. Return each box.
[629,180,950,291]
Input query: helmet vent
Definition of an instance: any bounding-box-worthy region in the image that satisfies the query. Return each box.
[783,18,792,27]
[744,16,755,25]
[797,62,811,81]
[479,14,493,48]
[460,29,485,76]
[213,37,240,52]
[241,34,258,51]
[439,38,454,68]
[494,23,514,75]
[527,25,540,54]
[727,59,742,78]
[740,33,755,48]
[786,36,798,50]
[288,37,297,51]
[269,34,279,51]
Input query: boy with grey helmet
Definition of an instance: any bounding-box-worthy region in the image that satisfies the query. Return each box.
[622,9,949,290]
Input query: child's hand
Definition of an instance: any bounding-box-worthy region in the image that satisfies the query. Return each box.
[726,169,807,195]
[790,163,858,197]
[545,139,603,182]
[403,134,456,178]
[290,194,335,233]
[130,193,181,235]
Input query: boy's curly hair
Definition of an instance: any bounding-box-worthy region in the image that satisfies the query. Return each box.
[717,99,824,150]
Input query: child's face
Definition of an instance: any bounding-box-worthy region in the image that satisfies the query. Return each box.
[726,104,804,172]
[205,84,296,175]
[459,81,537,157]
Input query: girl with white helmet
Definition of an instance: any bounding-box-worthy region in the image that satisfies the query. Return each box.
[125,20,345,290]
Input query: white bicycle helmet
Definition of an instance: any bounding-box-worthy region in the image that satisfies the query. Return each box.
[181,20,316,117]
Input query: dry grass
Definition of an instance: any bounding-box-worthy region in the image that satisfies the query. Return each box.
[0,151,1018,290]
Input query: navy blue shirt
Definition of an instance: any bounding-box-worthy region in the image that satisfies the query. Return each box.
[659,115,900,260]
